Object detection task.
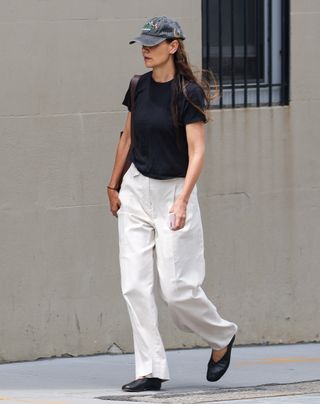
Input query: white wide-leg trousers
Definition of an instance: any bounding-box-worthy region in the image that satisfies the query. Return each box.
[118,163,238,380]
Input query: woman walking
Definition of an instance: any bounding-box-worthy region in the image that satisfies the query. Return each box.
[107,16,238,392]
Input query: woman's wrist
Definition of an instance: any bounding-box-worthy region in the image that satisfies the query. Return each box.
[106,184,120,192]
[176,194,189,204]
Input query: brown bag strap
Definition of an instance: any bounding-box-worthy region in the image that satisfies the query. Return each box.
[117,75,140,190]
[129,74,141,146]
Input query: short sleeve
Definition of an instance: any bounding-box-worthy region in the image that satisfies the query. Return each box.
[181,83,207,125]
[122,82,131,111]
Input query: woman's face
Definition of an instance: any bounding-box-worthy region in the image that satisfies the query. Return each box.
[141,40,178,68]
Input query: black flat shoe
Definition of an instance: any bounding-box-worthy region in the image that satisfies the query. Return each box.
[206,335,236,382]
[122,377,163,392]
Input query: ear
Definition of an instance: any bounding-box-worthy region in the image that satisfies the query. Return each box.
[169,40,179,55]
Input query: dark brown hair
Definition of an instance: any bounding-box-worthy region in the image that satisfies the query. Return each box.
[168,39,218,132]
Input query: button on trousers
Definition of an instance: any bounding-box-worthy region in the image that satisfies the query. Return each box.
[118,163,238,380]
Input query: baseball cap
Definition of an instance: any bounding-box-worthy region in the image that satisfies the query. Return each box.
[129,16,186,47]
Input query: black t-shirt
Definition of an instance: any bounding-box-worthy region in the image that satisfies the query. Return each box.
[122,71,206,179]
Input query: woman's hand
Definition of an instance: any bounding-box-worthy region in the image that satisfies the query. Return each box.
[168,121,204,230]
[169,197,188,230]
[107,189,121,217]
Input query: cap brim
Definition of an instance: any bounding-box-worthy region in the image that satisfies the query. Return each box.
[129,35,167,47]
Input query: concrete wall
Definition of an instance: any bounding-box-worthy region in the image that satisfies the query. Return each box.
[199,0,320,346]
[0,0,319,363]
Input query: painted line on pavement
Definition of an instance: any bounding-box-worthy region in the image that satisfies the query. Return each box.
[236,356,320,367]
[0,397,69,404]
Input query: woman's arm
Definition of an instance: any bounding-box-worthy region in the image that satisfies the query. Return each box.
[106,112,132,217]
[170,121,205,230]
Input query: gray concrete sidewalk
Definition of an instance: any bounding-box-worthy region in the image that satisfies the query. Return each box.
[0,342,319,403]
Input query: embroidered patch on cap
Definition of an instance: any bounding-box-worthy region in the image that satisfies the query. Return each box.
[129,16,186,46]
